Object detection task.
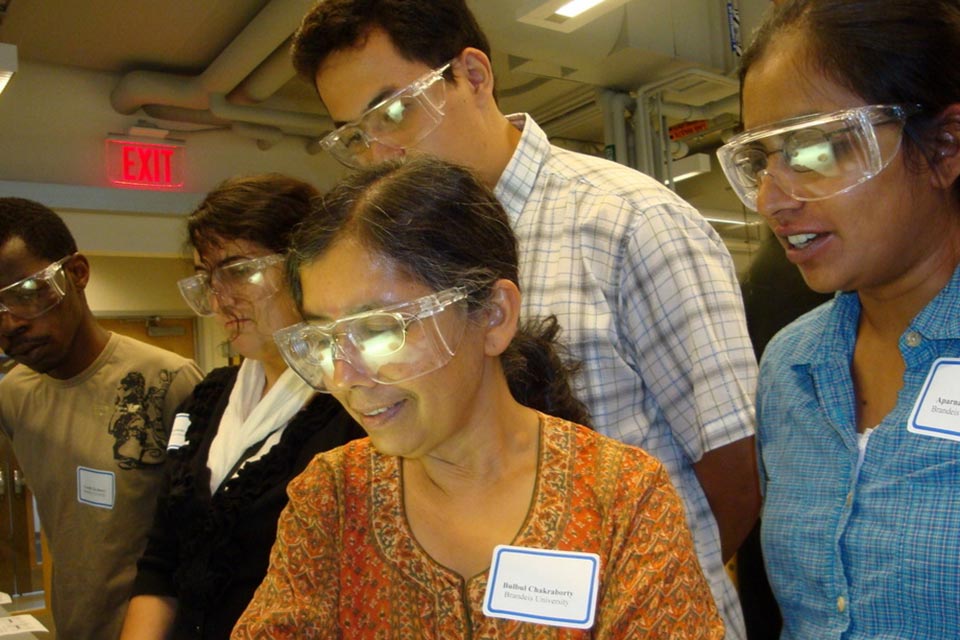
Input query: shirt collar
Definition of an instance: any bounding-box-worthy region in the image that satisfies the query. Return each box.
[494,113,551,222]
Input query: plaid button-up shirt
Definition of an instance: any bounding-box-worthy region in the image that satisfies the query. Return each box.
[496,115,757,639]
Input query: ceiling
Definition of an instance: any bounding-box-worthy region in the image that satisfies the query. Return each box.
[0,0,763,250]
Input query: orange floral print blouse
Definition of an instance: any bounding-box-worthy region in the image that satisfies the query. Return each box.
[232,414,723,639]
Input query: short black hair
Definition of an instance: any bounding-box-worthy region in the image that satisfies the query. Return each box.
[291,0,490,83]
[0,197,78,261]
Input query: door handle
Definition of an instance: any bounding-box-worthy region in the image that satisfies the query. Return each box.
[13,469,25,496]
[0,469,5,496]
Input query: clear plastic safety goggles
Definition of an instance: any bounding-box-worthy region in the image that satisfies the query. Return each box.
[177,254,285,317]
[717,104,920,210]
[0,254,74,320]
[273,286,470,392]
[318,62,452,169]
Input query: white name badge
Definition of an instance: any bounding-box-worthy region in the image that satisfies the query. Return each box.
[167,412,191,451]
[908,358,960,442]
[77,466,116,509]
[483,545,600,629]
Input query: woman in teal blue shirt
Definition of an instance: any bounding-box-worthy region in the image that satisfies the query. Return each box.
[717,0,960,637]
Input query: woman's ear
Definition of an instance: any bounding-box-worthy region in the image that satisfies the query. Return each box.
[482,279,521,357]
[929,104,960,190]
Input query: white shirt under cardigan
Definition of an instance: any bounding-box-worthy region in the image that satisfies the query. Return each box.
[495,114,757,639]
[207,359,315,493]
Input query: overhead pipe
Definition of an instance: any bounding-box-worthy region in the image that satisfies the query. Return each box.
[110,0,318,142]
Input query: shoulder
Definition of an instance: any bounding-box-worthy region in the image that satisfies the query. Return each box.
[108,334,202,378]
[542,414,664,483]
[762,299,836,369]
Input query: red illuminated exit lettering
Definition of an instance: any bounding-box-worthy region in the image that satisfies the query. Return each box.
[106,138,184,190]
[122,144,174,184]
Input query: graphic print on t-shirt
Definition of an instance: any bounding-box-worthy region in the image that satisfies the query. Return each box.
[108,369,174,469]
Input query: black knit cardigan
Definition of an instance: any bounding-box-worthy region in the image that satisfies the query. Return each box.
[131,366,364,639]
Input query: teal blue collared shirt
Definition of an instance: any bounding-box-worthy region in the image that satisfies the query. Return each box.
[758,266,960,639]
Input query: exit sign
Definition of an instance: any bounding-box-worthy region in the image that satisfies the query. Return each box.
[106,138,184,189]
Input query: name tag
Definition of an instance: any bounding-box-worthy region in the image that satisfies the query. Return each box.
[167,413,191,451]
[483,545,600,629]
[77,466,116,509]
[908,358,960,442]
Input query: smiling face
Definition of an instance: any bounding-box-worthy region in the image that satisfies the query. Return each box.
[742,29,956,296]
[0,237,84,376]
[298,235,491,460]
[194,237,300,362]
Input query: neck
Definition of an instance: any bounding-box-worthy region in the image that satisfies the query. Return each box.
[407,388,540,495]
[473,112,523,189]
[259,350,289,398]
[858,243,960,340]
[50,312,110,380]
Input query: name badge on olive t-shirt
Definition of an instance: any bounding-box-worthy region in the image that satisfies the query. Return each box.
[77,466,116,509]
[482,545,600,629]
[908,357,960,442]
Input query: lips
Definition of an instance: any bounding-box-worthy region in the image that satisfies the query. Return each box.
[4,337,47,360]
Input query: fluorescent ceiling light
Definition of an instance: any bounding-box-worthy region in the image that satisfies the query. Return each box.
[0,43,17,96]
[664,152,712,184]
[555,0,607,18]
[517,0,631,33]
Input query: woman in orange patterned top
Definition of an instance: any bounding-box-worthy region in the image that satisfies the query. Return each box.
[232,157,723,639]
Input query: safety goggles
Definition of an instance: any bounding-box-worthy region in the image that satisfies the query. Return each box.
[717,104,921,210]
[0,254,74,320]
[177,254,285,317]
[318,62,452,168]
[274,286,470,392]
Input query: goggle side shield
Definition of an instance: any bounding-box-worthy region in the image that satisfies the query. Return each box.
[717,104,919,210]
[274,286,470,392]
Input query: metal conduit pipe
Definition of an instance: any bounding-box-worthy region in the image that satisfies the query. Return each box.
[111,0,314,115]
[208,94,331,137]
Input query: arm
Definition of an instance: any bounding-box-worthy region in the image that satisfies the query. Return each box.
[119,595,177,640]
[693,436,761,562]
[617,201,760,551]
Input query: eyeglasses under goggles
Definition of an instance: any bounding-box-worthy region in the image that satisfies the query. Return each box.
[273,286,471,392]
[177,254,285,317]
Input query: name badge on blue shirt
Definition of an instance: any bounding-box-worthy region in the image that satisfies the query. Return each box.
[908,357,960,442]
[482,545,600,629]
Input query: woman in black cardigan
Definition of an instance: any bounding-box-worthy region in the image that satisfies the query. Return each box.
[119,174,363,639]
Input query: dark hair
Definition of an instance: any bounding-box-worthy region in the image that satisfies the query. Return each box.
[0,197,78,262]
[186,173,320,257]
[289,157,591,426]
[291,0,490,83]
[741,0,960,195]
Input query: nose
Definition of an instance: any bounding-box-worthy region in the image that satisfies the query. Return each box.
[755,170,803,220]
[0,309,29,338]
[325,337,376,391]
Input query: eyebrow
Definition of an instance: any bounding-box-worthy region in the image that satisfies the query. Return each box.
[332,85,403,128]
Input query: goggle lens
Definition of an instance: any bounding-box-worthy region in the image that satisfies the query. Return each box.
[319,63,450,168]
[717,104,919,210]
[177,254,285,317]
[0,255,72,320]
